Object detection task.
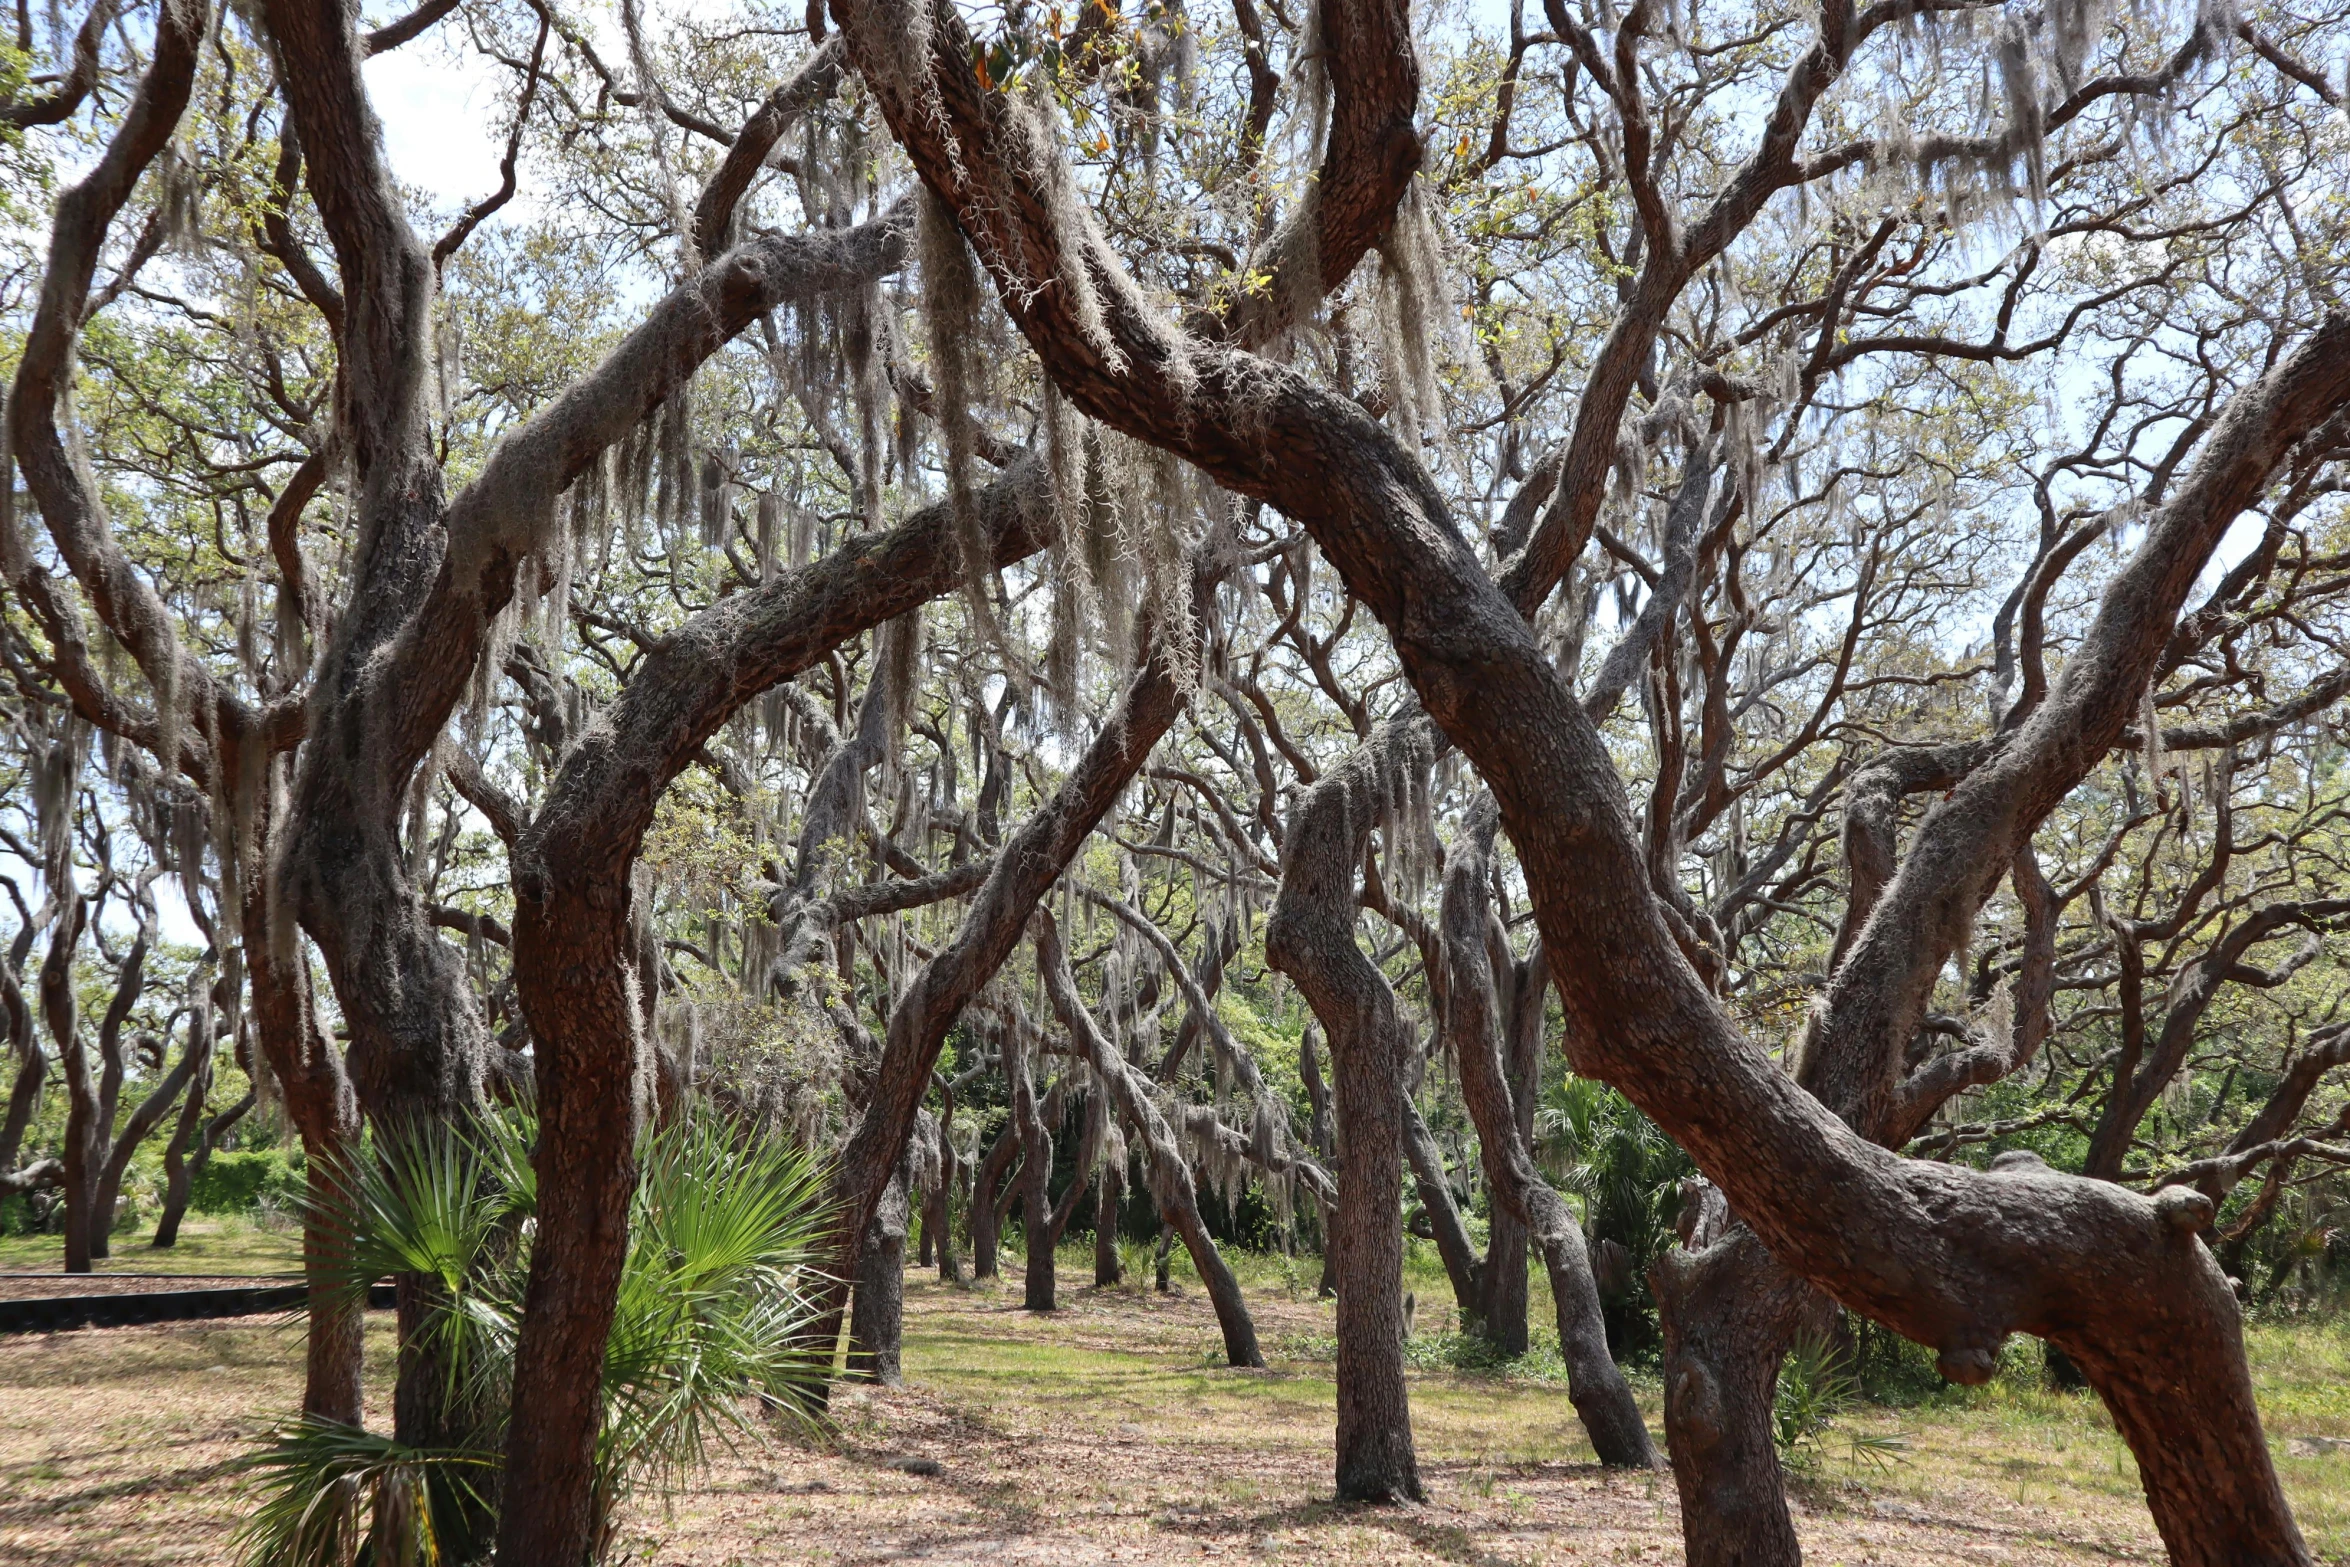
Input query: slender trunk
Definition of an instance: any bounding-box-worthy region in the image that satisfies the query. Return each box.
[970,1116,1019,1281]
[95,1006,198,1253]
[849,1169,908,1384]
[814,552,1224,1366]
[0,1034,47,1181]
[1094,1133,1125,1286]
[925,1115,962,1281]
[151,1019,215,1248]
[1034,910,1262,1365]
[0,920,43,1175]
[1401,1097,1483,1327]
[1013,1033,1056,1312]
[1441,800,1655,1466]
[85,936,145,1261]
[41,898,98,1273]
[1477,963,1540,1355]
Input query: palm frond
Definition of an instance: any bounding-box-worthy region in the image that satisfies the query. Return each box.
[236,1416,496,1567]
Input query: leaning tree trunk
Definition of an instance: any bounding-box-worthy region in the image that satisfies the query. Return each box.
[1265,719,1429,1504]
[814,551,1226,1366]
[970,1116,1020,1282]
[1402,1097,1484,1329]
[92,1008,200,1255]
[1034,910,1262,1365]
[849,1168,909,1384]
[1441,799,1656,1467]
[0,914,47,1177]
[151,1017,216,1250]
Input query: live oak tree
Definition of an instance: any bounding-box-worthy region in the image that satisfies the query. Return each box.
[7,0,2350,1564]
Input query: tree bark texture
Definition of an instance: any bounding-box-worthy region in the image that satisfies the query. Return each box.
[848,1169,909,1384]
[1265,717,1429,1504]
[1012,1029,1056,1312]
[1095,1133,1126,1286]
[834,11,2350,1547]
[1655,1212,1833,1567]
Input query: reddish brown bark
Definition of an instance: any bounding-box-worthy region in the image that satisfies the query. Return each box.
[828,3,2349,1548]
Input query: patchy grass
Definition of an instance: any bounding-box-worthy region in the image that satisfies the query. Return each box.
[0,1252,2344,1565]
[0,1215,304,1279]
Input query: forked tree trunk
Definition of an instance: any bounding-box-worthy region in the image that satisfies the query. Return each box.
[95,1000,201,1256]
[151,1025,214,1250]
[849,1170,909,1384]
[84,932,148,1262]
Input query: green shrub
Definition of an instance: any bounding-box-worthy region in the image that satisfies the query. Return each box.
[192,1148,308,1214]
[236,1111,833,1566]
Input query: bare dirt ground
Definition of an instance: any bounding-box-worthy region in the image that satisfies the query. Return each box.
[0,1263,2342,1566]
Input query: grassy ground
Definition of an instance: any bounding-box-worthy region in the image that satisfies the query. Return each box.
[0,1243,2344,1565]
[0,1215,305,1277]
